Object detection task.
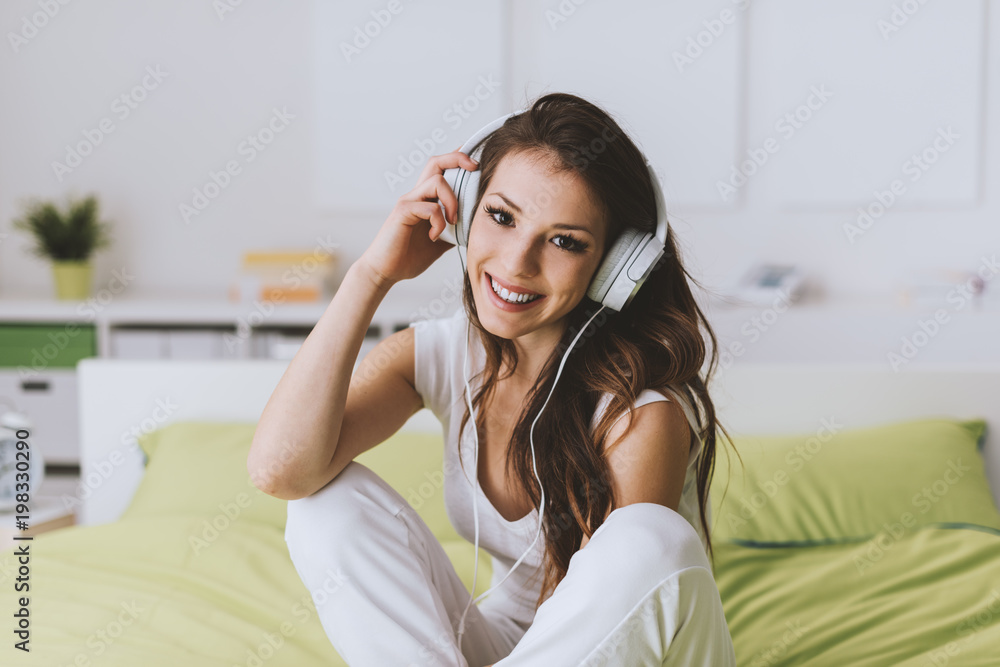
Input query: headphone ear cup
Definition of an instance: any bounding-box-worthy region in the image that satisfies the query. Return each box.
[455,169,481,248]
[587,227,646,308]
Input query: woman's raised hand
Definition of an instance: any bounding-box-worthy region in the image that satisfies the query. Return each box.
[359,149,479,290]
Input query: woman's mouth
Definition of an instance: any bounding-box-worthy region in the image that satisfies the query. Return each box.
[484,273,546,311]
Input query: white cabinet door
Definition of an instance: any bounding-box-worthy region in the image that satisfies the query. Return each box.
[165,329,227,359]
[109,329,168,359]
[0,370,79,465]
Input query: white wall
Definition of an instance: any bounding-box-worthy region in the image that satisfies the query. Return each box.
[0,0,323,297]
[1,0,998,307]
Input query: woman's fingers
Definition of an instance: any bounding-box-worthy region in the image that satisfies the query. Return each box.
[398,200,448,240]
[415,150,479,186]
[400,174,457,224]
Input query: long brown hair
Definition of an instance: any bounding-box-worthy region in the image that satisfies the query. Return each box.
[456,92,736,608]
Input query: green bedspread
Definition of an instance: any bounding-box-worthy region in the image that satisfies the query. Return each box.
[0,420,497,667]
[714,524,1000,666]
[3,416,999,665]
[4,517,998,665]
[1,516,349,666]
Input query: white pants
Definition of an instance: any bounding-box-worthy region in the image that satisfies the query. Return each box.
[285,461,736,667]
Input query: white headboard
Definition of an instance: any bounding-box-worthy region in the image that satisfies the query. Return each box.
[77,359,1000,525]
[76,359,440,525]
[705,362,1000,508]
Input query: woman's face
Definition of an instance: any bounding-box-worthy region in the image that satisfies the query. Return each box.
[466,150,608,344]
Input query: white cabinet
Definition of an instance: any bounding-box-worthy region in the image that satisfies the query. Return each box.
[0,370,80,465]
[166,329,234,360]
[109,328,245,360]
[0,292,449,467]
[109,329,168,359]
[250,328,310,361]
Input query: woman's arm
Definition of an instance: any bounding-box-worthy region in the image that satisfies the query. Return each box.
[247,259,392,499]
[247,148,478,500]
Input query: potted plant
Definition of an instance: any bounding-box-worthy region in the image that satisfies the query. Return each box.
[12,193,113,300]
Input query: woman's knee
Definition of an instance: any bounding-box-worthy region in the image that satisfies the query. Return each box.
[284,461,407,554]
[597,503,710,577]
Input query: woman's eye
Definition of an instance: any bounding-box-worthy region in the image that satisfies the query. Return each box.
[484,204,512,225]
[554,236,585,253]
[484,203,588,253]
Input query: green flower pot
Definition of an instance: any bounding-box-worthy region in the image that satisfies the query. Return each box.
[51,260,93,300]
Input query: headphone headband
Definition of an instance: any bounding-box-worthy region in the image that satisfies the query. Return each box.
[457,110,521,157]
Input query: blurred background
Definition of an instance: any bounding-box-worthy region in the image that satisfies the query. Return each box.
[0,0,997,476]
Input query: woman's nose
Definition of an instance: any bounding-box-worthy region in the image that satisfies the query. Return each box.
[501,235,542,278]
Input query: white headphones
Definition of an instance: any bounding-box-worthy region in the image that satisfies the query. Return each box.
[438,109,670,312]
[442,110,670,650]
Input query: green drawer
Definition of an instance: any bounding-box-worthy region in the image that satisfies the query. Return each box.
[0,324,96,368]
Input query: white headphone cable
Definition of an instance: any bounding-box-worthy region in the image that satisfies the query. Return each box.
[455,278,607,649]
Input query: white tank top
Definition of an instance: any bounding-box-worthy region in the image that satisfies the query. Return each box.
[410,308,710,633]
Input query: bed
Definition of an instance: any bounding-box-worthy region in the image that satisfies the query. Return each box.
[1,359,998,665]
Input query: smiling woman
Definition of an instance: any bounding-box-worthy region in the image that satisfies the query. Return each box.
[466,151,605,368]
[264,92,738,666]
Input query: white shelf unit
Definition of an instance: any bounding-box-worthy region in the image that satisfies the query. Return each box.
[0,286,459,467]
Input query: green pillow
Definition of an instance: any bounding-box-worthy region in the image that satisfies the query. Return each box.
[709,418,999,544]
[122,422,288,530]
[120,421,494,592]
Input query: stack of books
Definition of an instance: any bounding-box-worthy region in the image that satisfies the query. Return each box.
[228,250,339,303]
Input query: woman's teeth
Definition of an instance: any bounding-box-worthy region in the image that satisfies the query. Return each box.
[491,277,541,304]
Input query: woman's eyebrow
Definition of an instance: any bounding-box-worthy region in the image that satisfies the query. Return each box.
[492,191,595,237]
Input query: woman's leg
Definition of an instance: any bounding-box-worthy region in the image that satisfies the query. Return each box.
[284,461,515,667]
[492,502,737,666]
